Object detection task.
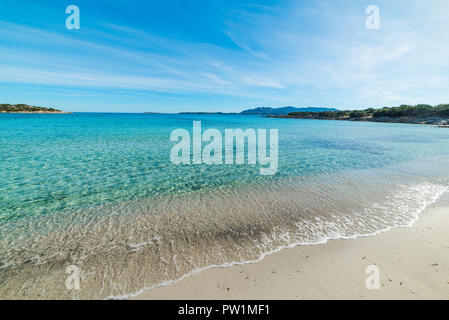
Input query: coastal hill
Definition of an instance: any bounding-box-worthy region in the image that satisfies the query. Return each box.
[178,112,238,115]
[270,104,449,126]
[240,106,338,115]
[0,104,69,114]
[179,106,338,115]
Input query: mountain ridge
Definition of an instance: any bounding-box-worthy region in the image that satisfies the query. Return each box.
[179,106,339,115]
[240,106,339,115]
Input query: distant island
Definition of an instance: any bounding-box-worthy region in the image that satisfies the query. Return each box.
[179,106,338,116]
[178,112,238,115]
[0,104,70,114]
[269,104,449,127]
[240,106,338,115]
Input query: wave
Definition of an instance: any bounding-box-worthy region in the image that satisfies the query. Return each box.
[1,159,448,299]
[108,181,448,299]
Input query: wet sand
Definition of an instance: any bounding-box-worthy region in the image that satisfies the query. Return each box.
[134,198,449,300]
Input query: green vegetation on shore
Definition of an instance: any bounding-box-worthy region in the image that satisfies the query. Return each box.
[279,104,449,125]
[0,104,67,113]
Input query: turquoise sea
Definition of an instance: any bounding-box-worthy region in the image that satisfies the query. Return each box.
[1,113,449,299]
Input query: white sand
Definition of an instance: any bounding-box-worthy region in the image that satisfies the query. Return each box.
[134,201,449,300]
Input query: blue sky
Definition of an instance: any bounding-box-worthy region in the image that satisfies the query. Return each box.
[0,0,449,113]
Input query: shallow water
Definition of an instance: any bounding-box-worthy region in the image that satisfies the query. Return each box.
[0,113,448,299]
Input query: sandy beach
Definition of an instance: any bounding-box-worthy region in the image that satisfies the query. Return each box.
[134,195,449,300]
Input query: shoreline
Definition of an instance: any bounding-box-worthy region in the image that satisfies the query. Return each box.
[133,195,449,300]
[0,111,71,114]
[267,115,449,127]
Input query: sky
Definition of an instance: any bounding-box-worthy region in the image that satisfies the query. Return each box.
[0,0,449,113]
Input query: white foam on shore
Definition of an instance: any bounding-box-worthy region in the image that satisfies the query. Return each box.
[106,182,448,300]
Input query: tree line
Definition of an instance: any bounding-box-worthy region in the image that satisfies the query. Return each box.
[0,104,60,112]
[288,104,449,119]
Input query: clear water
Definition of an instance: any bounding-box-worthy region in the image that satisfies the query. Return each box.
[1,113,448,299]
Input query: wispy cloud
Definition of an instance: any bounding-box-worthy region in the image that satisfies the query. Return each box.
[0,0,449,112]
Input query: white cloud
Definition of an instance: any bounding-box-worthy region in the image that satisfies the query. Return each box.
[1,0,449,109]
